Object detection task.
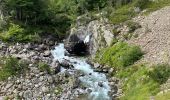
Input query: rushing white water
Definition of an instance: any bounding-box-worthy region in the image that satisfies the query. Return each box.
[51,43,111,100]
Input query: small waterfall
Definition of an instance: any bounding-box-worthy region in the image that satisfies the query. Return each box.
[84,34,90,43]
[51,43,111,100]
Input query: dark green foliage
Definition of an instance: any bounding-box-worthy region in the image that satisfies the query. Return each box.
[4,0,43,23]
[0,23,41,42]
[1,0,111,39]
[95,42,143,68]
[149,64,170,84]
[0,0,72,41]
[1,0,170,42]
[0,57,28,81]
[77,0,107,13]
[111,0,133,8]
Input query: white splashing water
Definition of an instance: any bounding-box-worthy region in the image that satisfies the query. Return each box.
[51,43,111,100]
[84,34,90,43]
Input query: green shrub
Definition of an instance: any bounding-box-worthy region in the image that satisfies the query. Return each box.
[0,23,42,43]
[123,33,134,40]
[112,29,120,37]
[111,38,119,46]
[144,0,170,13]
[38,62,51,74]
[95,42,143,68]
[108,0,170,24]
[117,64,159,100]
[125,21,141,33]
[0,23,24,41]
[0,19,8,31]
[133,0,150,9]
[109,5,136,24]
[116,63,170,100]
[149,64,170,84]
[0,57,28,81]
[55,86,63,95]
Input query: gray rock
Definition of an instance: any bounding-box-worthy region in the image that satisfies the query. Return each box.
[60,60,72,69]
[51,61,60,74]
[5,83,13,90]
[87,88,92,93]
[17,84,22,91]
[64,34,88,55]
[98,82,103,87]
[109,68,114,74]
[47,94,51,97]
[13,89,18,94]
[35,84,39,88]
[109,82,115,86]
[15,79,21,84]
[39,44,47,50]
[94,63,100,68]
[19,92,23,97]
[23,90,33,99]
[33,56,39,61]
[48,40,55,46]
[42,86,48,93]
[39,76,44,82]
[47,77,53,83]
[65,19,114,55]
[43,50,51,57]
[29,51,36,57]
[24,43,32,49]
[38,82,43,87]
[134,7,141,13]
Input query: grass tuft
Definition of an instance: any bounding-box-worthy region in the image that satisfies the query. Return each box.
[38,62,51,74]
[0,57,28,81]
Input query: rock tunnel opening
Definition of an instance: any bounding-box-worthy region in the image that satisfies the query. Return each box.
[64,34,91,56]
[66,40,89,56]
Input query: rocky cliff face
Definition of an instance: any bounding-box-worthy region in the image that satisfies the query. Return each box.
[65,17,114,55]
[89,20,114,55]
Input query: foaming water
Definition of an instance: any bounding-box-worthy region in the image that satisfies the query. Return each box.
[84,34,90,43]
[51,43,111,100]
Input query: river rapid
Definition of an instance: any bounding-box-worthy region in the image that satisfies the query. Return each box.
[52,43,111,100]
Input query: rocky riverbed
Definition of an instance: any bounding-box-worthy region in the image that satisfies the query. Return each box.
[0,36,121,99]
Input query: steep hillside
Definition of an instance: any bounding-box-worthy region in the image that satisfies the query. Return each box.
[129,6,170,65]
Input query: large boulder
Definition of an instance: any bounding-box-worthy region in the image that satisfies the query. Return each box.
[64,33,88,55]
[89,20,114,55]
[64,17,114,56]
[59,59,74,69]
